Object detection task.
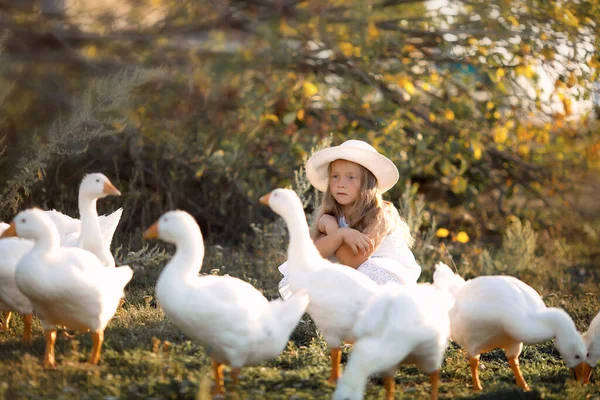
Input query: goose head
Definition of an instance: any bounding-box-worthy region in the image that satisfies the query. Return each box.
[552,313,588,381]
[80,173,121,199]
[259,188,303,218]
[580,314,600,384]
[0,208,56,241]
[143,210,201,245]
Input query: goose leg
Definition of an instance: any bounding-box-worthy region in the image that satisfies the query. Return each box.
[469,356,483,391]
[88,331,104,365]
[211,359,225,395]
[508,356,530,391]
[383,374,395,400]
[43,329,57,368]
[0,312,12,332]
[328,347,342,383]
[22,313,33,345]
[429,370,440,400]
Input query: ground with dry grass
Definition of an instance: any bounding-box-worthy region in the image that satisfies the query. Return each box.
[1,221,599,400]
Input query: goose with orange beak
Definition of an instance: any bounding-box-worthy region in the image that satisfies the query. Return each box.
[260,189,381,387]
[0,173,123,343]
[581,310,600,384]
[5,208,132,368]
[45,173,123,268]
[143,210,308,396]
[433,263,589,391]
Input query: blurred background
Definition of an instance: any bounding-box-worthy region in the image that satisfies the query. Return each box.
[0,0,598,291]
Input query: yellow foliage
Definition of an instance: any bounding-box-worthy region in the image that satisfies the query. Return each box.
[112,122,126,132]
[515,64,534,79]
[493,111,501,119]
[564,9,580,27]
[297,109,305,121]
[339,42,354,58]
[444,109,455,121]
[264,114,279,123]
[562,97,573,115]
[496,68,505,80]
[455,231,470,243]
[567,71,577,88]
[367,22,379,42]
[86,45,98,59]
[421,82,430,91]
[384,120,399,134]
[450,176,468,194]
[472,142,483,160]
[493,126,508,144]
[486,101,494,110]
[540,32,548,41]
[302,82,318,97]
[429,112,436,122]
[518,144,530,157]
[467,37,478,45]
[507,15,519,27]
[353,46,362,58]
[280,19,298,37]
[403,81,415,95]
[436,228,450,238]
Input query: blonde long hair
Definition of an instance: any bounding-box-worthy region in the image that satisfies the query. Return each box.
[310,161,406,243]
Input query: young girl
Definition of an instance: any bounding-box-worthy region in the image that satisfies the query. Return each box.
[278,139,421,298]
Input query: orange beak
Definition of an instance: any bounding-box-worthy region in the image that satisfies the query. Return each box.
[103,181,121,196]
[259,193,271,205]
[0,221,17,238]
[572,362,593,384]
[143,222,159,240]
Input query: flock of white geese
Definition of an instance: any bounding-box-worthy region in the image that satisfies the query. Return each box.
[0,173,598,400]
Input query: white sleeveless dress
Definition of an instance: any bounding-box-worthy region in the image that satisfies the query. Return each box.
[277,216,421,299]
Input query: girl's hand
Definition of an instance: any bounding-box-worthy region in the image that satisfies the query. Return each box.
[318,214,339,235]
[340,228,374,256]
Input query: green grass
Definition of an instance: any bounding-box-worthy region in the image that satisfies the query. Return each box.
[1,236,599,400]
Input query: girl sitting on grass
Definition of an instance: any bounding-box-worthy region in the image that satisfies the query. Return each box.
[278,139,421,299]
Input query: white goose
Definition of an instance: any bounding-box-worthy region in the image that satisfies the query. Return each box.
[333,282,452,400]
[0,173,122,343]
[1,208,133,367]
[582,310,600,383]
[0,235,33,343]
[46,173,122,267]
[143,210,309,396]
[433,263,588,391]
[260,188,379,383]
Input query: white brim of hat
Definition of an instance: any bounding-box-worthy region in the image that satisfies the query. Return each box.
[306,146,399,193]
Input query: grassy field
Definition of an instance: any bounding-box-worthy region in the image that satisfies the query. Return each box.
[0,233,599,400]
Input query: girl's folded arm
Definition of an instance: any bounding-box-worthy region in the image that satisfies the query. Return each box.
[314,229,344,258]
[335,221,388,269]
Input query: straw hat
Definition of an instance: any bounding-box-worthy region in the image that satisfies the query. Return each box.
[306,139,399,193]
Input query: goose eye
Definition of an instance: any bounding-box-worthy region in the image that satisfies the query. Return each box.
[164,218,168,223]
[96,179,100,183]
[575,354,580,359]
[21,218,26,223]
[587,352,590,357]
